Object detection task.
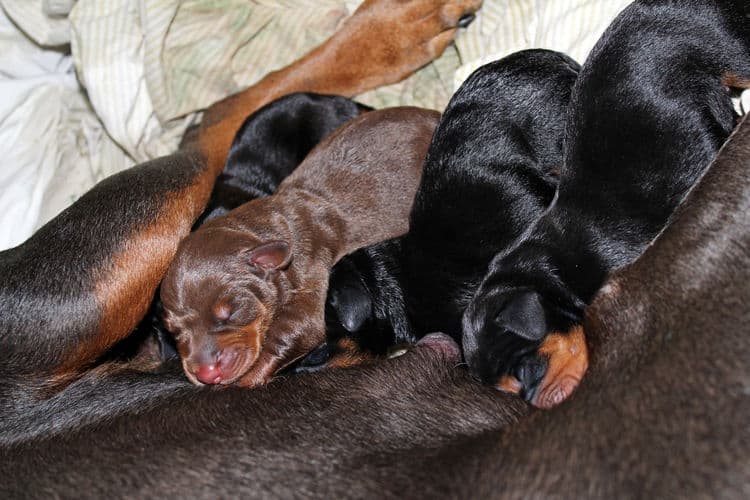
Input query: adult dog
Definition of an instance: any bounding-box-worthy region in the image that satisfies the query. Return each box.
[2,117,749,498]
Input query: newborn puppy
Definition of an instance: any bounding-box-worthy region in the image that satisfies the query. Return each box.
[195,93,372,226]
[298,50,579,371]
[131,93,369,362]
[161,107,439,387]
[462,0,750,409]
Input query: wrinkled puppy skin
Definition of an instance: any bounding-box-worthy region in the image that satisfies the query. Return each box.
[161,108,439,387]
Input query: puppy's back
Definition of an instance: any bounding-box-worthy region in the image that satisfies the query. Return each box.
[280,107,440,246]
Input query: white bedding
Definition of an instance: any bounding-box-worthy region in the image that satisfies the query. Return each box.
[0,3,132,248]
[2,0,744,251]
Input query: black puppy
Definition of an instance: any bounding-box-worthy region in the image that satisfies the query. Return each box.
[195,92,371,226]
[128,92,368,362]
[462,0,750,409]
[298,50,579,371]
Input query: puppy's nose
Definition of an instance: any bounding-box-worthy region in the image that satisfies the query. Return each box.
[192,349,239,385]
[195,362,223,385]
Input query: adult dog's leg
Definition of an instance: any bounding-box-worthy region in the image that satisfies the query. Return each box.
[0,150,214,386]
[198,0,483,172]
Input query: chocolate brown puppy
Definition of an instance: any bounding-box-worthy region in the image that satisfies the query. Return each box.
[160,108,439,387]
[127,92,370,365]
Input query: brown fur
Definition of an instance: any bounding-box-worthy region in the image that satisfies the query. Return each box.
[161,108,440,387]
[722,71,750,90]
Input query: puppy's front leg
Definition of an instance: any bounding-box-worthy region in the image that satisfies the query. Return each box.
[236,291,326,388]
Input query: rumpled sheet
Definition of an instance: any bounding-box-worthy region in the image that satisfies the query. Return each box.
[0,4,132,249]
[67,0,461,163]
[2,0,747,250]
[0,0,461,249]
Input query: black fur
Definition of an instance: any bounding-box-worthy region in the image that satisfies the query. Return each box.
[299,49,579,369]
[196,92,371,226]
[462,0,750,398]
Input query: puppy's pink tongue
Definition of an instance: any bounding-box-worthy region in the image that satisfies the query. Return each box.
[195,363,223,385]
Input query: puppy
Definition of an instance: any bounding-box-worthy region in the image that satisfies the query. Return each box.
[160,107,439,387]
[462,0,750,409]
[297,50,579,371]
[128,92,368,362]
[196,92,371,226]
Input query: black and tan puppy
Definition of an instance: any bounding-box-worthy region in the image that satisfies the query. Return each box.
[160,108,439,388]
[462,0,750,409]
[196,92,371,226]
[298,50,579,371]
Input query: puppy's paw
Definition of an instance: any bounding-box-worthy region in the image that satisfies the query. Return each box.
[295,337,379,373]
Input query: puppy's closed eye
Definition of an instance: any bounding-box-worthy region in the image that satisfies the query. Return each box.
[212,302,233,324]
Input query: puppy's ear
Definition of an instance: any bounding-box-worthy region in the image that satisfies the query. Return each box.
[495,291,547,342]
[248,241,291,270]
